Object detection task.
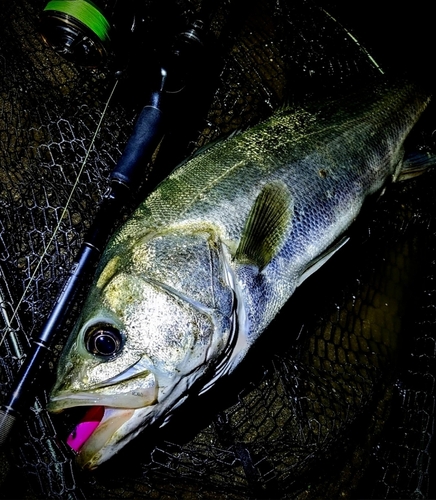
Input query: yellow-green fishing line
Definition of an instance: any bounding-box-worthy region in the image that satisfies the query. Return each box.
[44,0,110,41]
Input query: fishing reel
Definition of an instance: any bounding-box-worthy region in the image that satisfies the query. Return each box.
[39,0,206,93]
[39,0,201,69]
[39,0,135,67]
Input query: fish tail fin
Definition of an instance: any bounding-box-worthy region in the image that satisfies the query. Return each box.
[395,151,436,182]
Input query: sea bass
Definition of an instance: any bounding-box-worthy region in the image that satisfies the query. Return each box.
[48,81,432,469]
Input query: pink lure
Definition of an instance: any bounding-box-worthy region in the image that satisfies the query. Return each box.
[66,406,104,452]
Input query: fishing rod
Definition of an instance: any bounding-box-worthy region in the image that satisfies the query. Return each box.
[0,15,206,446]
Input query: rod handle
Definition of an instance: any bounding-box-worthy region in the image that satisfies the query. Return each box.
[110,93,165,187]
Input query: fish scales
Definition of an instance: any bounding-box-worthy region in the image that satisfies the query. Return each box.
[112,82,424,334]
[48,81,431,469]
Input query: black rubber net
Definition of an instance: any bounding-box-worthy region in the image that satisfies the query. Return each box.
[0,0,435,498]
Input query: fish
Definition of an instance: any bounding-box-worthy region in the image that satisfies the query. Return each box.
[48,80,433,469]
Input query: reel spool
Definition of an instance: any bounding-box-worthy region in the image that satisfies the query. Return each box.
[40,0,113,66]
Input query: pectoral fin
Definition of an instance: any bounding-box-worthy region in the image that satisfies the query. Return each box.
[235,181,292,269]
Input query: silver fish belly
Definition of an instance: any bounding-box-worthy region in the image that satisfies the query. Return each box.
[48,81,431,469]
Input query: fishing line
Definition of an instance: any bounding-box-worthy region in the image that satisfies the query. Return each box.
[0,286,22,359]
[321,8,384,75]
[0,78,119,353]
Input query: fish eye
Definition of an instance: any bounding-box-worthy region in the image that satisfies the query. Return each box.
[85,324,123,358]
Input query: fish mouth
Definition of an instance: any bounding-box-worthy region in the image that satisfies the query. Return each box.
[48,371,159,469]
[65,405,135,469]
[49,401,154,469]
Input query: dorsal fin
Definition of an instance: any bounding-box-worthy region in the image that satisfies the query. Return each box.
[234,181,292,269]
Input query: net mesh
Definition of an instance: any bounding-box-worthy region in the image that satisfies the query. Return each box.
[0,0,435,498]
